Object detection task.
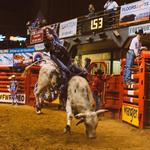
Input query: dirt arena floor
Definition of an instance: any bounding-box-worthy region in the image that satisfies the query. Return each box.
[0,104,150,150]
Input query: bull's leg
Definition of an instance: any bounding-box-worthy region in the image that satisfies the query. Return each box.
[35,92,43,114]
[35,86,46,114]
[64,100,73,133]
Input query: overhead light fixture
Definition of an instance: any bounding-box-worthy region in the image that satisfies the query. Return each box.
[86,36,93,43]
[113,30,120,38]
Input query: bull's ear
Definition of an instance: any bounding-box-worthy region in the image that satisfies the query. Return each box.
[75,113,86,119]
[96,109,108,116]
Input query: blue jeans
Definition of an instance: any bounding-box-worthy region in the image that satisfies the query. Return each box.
[93,91,100,111]
[11,93,18,104]
[124,50,135,83]
[51,55,70,74]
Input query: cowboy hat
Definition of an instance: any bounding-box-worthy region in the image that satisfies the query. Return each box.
[135,29,146,35]
[8,75,16,79]
[85,58,91,62]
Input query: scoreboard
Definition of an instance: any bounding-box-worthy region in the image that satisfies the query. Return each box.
[81,17,104,34]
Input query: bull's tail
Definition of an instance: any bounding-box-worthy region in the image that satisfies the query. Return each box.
[86,84,95,108]
[21,59,47,77]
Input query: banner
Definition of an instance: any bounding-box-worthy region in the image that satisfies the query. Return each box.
[119,0,150,26]
[0,93,26,104]
[59,18,77,38]
[0,54,13,67]
[13,53,33,66]
[34,43,45,51]
[122,103,139,127]
[0,49,9,54]
[9,47,34,53]
[128,23,150,36]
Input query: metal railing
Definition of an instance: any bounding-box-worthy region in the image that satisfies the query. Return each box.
[77,8,120,36]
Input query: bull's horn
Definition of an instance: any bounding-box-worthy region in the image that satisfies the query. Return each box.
[75,113,86,119]
[76,118,85,126]
[96,109,108,115]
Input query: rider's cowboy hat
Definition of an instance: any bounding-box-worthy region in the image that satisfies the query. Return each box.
[8,75,16,79]
[135,29,146,35]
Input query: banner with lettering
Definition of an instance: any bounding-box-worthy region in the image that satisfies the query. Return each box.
[119,0,150,26]
[0,93,26,104]
[30,29,43,45]
[122,103,139,127]
[128,23,150,36]
[59,18,77,38]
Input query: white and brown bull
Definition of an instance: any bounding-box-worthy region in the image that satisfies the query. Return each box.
[22,59,60,114]
[64,76,108,138]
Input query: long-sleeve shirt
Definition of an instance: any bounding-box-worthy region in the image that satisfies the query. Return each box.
[91,75,104,93]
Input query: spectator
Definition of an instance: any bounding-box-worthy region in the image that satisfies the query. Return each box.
[8,75,18,105]
[40,19,48,28]
[83,57,91,72]
[88,4,96,18]
[104,0,118,28]
[104,0,119,27]
[104,0,118,11]
[91,69,104,111]
[26,21,31,36]
[124,29,146,85]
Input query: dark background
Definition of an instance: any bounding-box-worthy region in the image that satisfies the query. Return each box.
[0,0,137,36]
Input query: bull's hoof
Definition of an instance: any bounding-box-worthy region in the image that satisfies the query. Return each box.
[36,110,42,115]
[64,125,71,134]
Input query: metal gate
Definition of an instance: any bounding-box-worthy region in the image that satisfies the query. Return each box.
[121,50,150,128]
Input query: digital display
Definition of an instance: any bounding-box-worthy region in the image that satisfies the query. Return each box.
[81,17,103,34]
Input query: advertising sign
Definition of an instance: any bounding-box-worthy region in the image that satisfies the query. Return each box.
[9,47,34,53]
[33,52,43,62]
[122,103,139,127]
[59,18,77,38]
[128,23,150,36]
[0,54,13,67]
[30,29,43,44]
[34,43,45,51]
[13,53,33,66]
[0,93,26,104]
[119,0,150,26]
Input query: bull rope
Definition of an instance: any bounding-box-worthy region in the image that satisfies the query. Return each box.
[21,59,47,78]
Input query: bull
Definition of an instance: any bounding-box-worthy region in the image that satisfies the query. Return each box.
[64,76,108,138]
[22,59,60,114]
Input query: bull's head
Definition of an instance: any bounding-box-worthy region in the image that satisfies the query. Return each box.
[50,70,60,88]
[75,109,108,138]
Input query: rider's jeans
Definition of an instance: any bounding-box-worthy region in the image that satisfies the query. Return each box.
[51,55,70,74]
[123,50,135,83]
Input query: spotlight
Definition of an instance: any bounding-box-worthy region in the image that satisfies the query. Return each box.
[86,36,94,43]
[113,30,120,38]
